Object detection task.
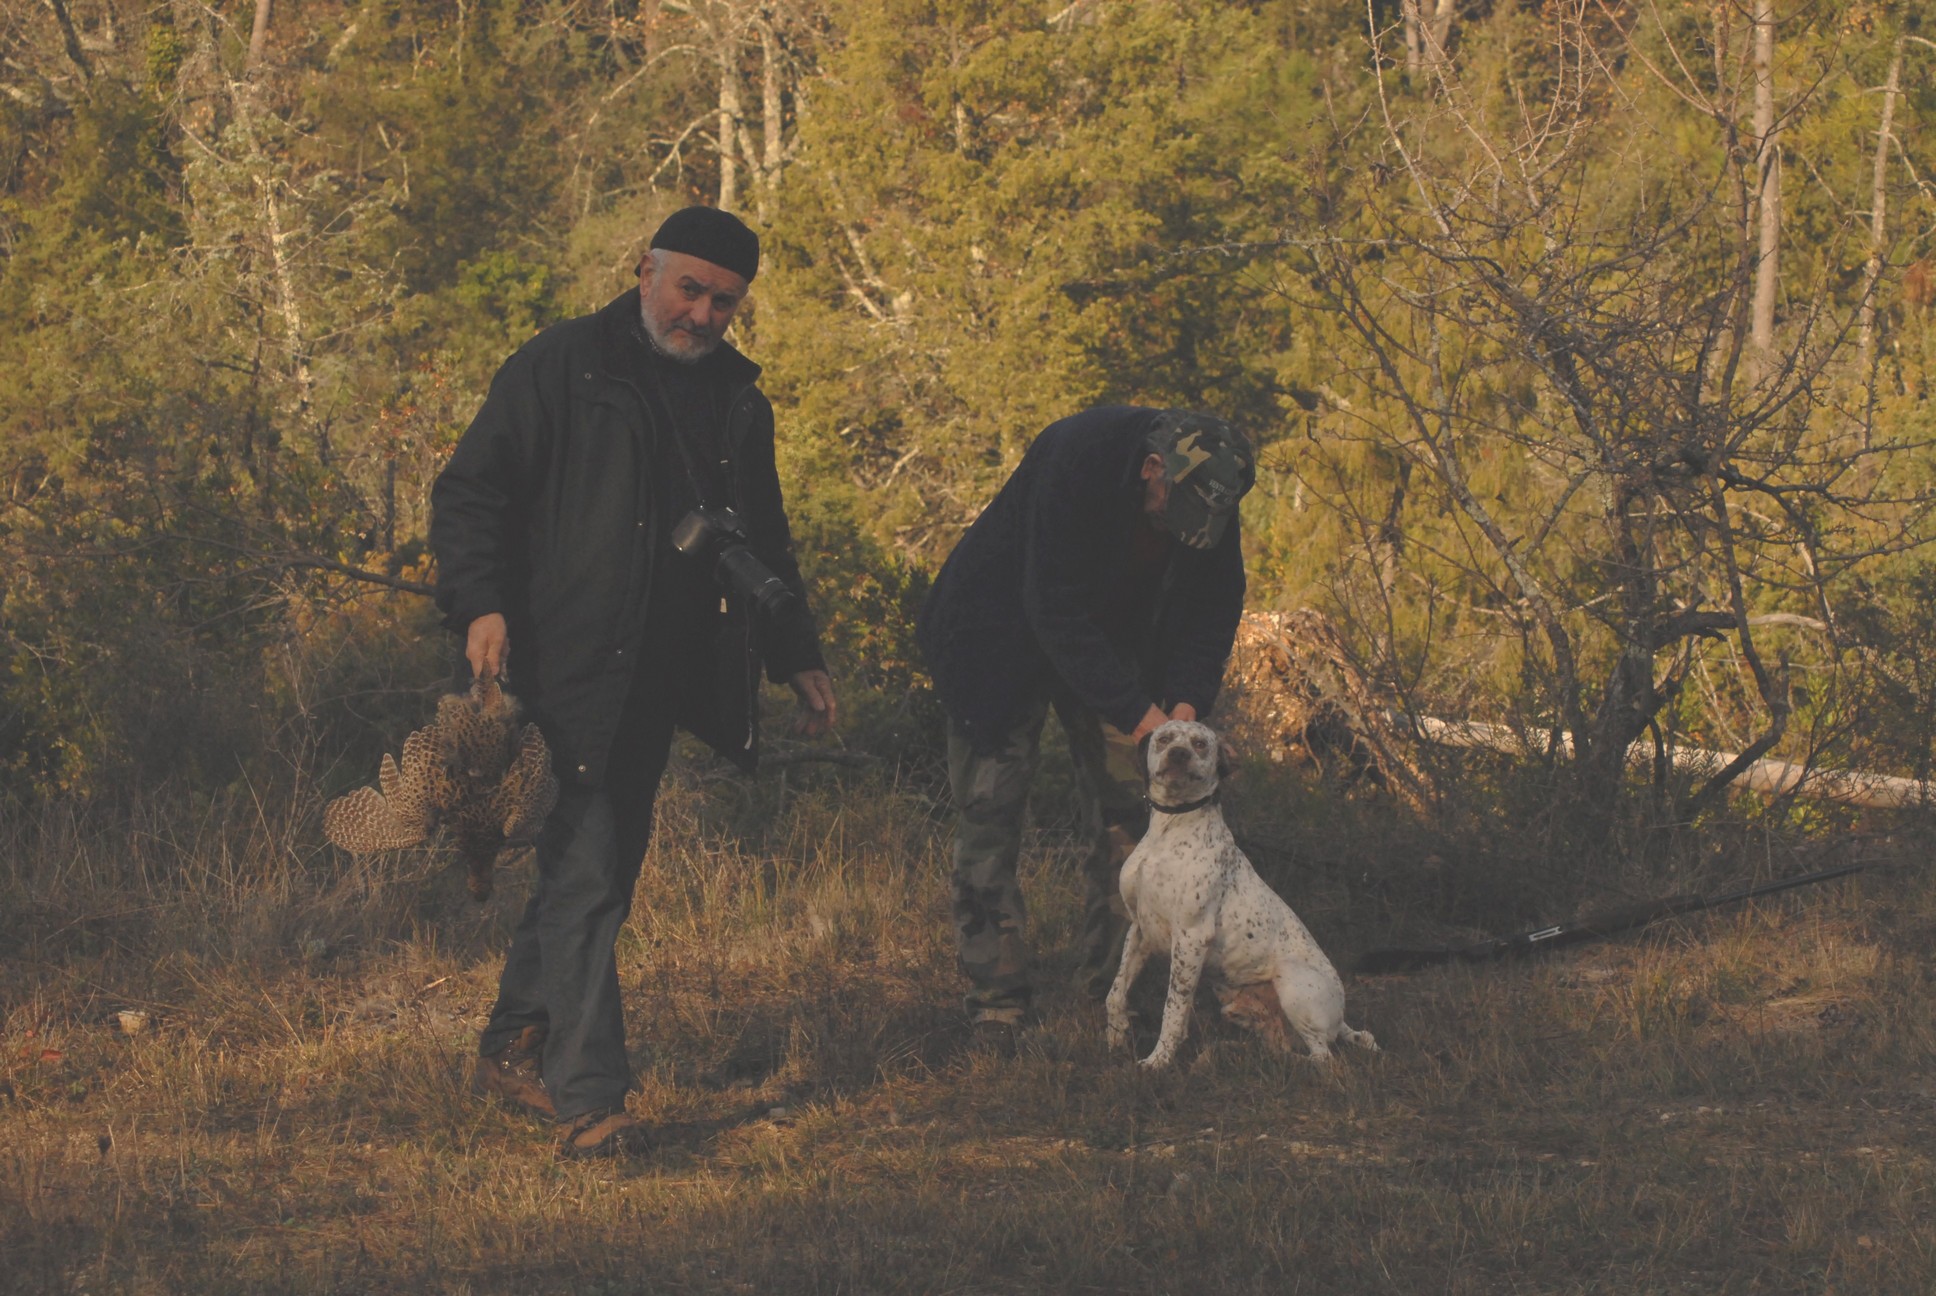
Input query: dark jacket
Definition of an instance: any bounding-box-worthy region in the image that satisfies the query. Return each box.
[430,291,824,785]
[917,406,1247,751]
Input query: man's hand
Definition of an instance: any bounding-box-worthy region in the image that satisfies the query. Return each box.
[1129,704,1169,742]
[466,613,509,682]
[789,669,838,738]
[1130,701,1197,742]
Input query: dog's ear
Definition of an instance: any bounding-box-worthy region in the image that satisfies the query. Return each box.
[1216,735,1239,781]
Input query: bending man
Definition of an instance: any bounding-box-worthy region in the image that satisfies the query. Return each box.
[916,407,1255,1025]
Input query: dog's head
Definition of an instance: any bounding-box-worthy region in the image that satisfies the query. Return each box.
[1145,720,1227,803]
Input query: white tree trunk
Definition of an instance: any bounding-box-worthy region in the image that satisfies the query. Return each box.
[247,0,273,73]
[1426,0,1455,64]
[229,0,312,426]
[1400,0,1454,75]
[724,17,789,223]
[256,177,315,420]
[1751,0,1779,357]
[716,26,742,212]
[1859,34,1904,373]
[760,18,782,206]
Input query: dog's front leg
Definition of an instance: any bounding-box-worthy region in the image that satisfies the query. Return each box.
[1140,925,1212,1069]
[1105,922,1151,1052]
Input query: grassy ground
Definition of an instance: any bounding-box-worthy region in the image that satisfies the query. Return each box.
[5,740,1936,1294]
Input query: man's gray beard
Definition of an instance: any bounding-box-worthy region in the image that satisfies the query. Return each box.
[641,302,717,364]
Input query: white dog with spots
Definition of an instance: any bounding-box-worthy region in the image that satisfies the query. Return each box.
[1106,720,1376,1069]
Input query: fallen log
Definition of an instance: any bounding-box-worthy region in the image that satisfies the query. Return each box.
[1220,610,1932,810]
[1412,716,1932,811]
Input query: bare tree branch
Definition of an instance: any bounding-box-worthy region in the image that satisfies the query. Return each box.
[41,0,90,82]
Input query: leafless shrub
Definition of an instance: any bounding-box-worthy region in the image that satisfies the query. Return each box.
[1276,0,1934,829]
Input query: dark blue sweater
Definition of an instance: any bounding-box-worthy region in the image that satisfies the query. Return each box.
[917,407,1247,751]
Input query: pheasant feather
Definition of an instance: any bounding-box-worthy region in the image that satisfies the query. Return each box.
[324,677,559,900]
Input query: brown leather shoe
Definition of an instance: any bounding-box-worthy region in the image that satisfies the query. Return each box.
[473,1025,555,1119]
[557,1107,651,1161]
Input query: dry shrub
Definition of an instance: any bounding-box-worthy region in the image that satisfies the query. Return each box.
[1219,609,1431,807]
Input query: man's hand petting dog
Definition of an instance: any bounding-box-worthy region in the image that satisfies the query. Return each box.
[1106,720,1377,1069]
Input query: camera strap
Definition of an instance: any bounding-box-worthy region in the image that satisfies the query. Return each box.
[632,318,731,509]
[684,436,727,515]
[650,382,728,510]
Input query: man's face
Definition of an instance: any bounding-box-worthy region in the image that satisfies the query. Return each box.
[638,249,748,362]
[1140,453,1171,529]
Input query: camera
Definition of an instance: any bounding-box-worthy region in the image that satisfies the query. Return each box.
[670,506,804,625]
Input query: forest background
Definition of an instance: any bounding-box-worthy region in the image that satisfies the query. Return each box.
[6,0,1936,1290]
[1,0,1933,815]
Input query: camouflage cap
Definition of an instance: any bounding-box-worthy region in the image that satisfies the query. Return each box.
[1147,411,1256,549]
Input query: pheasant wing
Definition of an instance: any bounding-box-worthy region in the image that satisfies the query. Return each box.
[323,786,431,852]
[396,725,445,818]
[493,722,559,844]
[323,727,440,853]
[377,752,402,799]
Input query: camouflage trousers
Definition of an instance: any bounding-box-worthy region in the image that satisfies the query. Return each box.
[945,683,1149,1016]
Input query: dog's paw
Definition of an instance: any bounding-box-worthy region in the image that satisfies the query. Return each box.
[1135,1053,1173,1071]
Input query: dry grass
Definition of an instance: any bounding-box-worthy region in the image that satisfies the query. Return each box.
[6,744,1936,1295]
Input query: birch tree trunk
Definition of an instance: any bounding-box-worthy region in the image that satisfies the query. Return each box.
[1427,0,1455,68]
[257,178,315,422]
[1859,33,1903,374]
[1400,0,1454,75]
[716,24,743,212]
[247,0,274,74]
[229,0,314,428]
[725,16,789,221]
[1751,0,1779,357]
[758,17,783,219]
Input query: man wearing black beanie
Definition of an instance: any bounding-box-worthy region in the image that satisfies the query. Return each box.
[431,206,837,1158]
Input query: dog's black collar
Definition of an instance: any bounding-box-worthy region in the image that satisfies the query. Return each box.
[1146,790,1219,815]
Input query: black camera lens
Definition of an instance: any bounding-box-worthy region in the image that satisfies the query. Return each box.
[716,546,802,622]
[671,506,805,626]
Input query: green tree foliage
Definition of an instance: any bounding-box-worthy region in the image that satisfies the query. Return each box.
[0,0,613,796]
[758,0,1310,558]
[0,0,1930,814]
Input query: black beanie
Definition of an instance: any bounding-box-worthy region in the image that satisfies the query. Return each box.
[648,207,759,283]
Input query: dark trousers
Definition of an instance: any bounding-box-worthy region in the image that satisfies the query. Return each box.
[945,677,1149,1013]
[478,674,676,1122]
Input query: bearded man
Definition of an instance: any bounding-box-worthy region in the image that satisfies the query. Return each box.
[431,207,837,1158]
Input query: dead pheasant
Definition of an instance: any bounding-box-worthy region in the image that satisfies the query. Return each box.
[324,677,558,900]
